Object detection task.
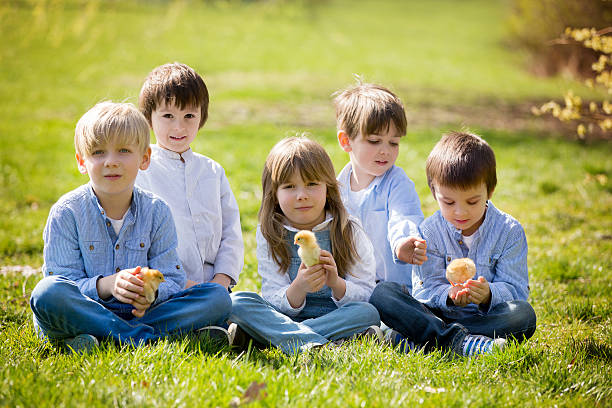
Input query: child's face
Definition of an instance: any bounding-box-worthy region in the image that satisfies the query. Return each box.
[433,182,490,236]
[276,171,327,230]
[338,121,401,189]
[76,140,151,206]
[150,101,201,153]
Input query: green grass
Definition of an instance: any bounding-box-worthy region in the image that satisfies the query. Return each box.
[1,1,611,407]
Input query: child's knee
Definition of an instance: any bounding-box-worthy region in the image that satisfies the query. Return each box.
[369,281,401,307]
[30,275,73,312]
[354,302,381,326]
[230,291,263,309]
[506,301,537,340]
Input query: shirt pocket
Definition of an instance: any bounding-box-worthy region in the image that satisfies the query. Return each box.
[125,237,150,267]
[82,240,107,276]
[476,252,499,281]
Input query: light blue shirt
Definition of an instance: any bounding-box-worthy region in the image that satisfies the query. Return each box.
[337,163,424,286]
[42,183,186,314]
[412,201,529,320]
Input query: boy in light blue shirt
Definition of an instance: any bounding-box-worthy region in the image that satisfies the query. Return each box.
[29,102,231,352]
[335,82,426,288]
[370,131,536,357]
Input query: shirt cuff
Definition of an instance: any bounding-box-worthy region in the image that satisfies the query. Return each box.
[281,291,305,316]
[80,275,103,302]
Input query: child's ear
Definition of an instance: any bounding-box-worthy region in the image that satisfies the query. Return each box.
[75,153,88,174]
[139,146,152,171]
[337,130,352,152]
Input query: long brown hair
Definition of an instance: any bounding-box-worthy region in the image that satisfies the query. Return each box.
[259,136,359,277]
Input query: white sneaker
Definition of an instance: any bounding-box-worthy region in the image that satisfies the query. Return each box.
[196,326,230,346]
[361,325,385,343]
[461,334,506,357]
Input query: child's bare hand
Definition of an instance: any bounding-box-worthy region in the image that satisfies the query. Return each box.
[319,250,339,288]
[297,262,326,293]
[113,266,145,304]
[465,276,491,305]
[396,237,428,265]
[449,284,470,307]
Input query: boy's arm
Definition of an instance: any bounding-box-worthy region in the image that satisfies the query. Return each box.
[146,203,186,304]
[210,171,244,286]
[256,227,304,317]
[42,205,104,302]
[386,169,425,262]
[485,224,529,310]
[411,227,453,312]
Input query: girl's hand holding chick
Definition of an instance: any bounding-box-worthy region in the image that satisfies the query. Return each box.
[319,249,346,301]
[286,262,326,309]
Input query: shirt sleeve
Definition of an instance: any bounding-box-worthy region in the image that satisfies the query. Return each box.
[386,169,425,262]
[147,202,186,304]
[210,170,244,286]
[411,226,452,312]
[332,219,377,307]
[257,227,304,316]
[42,204,103,302]
[487,224,529,310]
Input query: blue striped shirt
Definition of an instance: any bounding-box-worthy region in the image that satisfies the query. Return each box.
[412,201,529,319]
[42,183,186,313]
[338,164,424,286]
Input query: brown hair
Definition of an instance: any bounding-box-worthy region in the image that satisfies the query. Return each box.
[139,62,209,128]
[334,81,407,139]
[75,101,150,157]
[426,131,497,198]
[259,136,359,277]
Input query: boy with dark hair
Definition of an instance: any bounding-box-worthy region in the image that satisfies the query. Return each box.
[370,131,536,357]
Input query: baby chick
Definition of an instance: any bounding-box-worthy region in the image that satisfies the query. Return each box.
[446,258,476,286]
[294,230,321,267]
[139,267,165,303]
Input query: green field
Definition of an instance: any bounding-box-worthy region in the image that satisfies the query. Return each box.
[1,1,610,407]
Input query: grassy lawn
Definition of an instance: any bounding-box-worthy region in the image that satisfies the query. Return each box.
[1,1,610,406]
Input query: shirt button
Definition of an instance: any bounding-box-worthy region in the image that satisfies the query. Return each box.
[140,243,144,248]
[458,240,463,245]
[116,267,120,272]
[447,256,451,262]
[89,245,94,250]
[115,244,120,250]
[176,265,180,269]
[49,271,54,275]
[106,221,111,227]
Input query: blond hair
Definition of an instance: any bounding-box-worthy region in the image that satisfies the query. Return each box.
[334,81,407,139]
[259,136,359,277]
[139,62,209,129]
[74,102,150,157]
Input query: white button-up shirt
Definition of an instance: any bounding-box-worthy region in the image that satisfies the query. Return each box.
[258,214,377,316]
[136,144,244,285]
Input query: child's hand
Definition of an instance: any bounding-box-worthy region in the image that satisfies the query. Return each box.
[124,266,153,317]
[464,276,491,305]
[396,237,428,265]
[448,284,470,307]
[210,273,232,289]
[319,249,346,300]
[296,262,327,293]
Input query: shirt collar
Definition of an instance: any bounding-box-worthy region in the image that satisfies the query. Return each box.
[347,164,390,192]
[282,212,333,232]
[152,143,194,162]
[87,182,138,220]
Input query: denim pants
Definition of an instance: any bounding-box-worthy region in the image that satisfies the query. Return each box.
[229,291,380,354]
[369,281,537,354]
[30,275,232,344]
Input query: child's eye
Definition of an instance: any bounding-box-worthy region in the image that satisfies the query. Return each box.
[367,139,380,144]
[390,141,399,147]
[92,150,104,155]
[162,113,173,119]
[281,184,295,189]
[468,201,479,205]
[443,201,454,205]
[185,113,196,119]
[119,148,131,153]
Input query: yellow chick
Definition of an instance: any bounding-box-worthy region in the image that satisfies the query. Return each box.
[446,258,476,286]
[294,230,321,267]
[139,267,165,303]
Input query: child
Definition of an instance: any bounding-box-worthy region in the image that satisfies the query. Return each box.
[334,82,426,290]
[135,63,243,296]
[29,102,231,352]
[370,131,537,356]
[229,136,381,353]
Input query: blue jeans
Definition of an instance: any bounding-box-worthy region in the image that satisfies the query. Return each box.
[229,291,380,354]
[369,281,536,354]
[30,275,232,344]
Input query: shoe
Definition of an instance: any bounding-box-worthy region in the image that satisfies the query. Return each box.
[196,326,230,346]
[64,334,99,354]
[384,329,416,353]
[227,323,248,349]
[360,325,384,343]
[461,334,506,357]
